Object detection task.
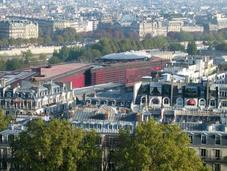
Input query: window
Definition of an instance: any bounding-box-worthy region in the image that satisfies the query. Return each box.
[176,98,183,106]
[199,99,206,106]
[200,149,207,158]
[222,101,227,107]
[8,134,14,144]
[215,150,221,159]
[215,136,221,145]
[189,135,193,144]
[201,135,207,144]
[214,164,221,171]
[164,98,169,105]
[210,100,216,107]
[152,98,160,105]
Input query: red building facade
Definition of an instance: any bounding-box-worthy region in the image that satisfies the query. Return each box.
[91,58,168,86]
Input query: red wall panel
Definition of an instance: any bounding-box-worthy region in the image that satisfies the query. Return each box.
[91,59,168,86]
[59,73,85,88]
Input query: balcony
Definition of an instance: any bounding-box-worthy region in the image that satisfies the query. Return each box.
[202,156,227,163]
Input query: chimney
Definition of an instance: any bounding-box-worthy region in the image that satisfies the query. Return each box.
[136,113,142,122]
[104,112,109,120]
[0,78,6,87]
[69,81,73,90]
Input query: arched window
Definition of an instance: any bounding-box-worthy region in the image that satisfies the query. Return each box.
[199,99,206,106]
[164,98,169,105]
[176,98,183,106]
[152,98,160,105]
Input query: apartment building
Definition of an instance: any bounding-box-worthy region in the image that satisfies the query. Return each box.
[0,20,38,39]
[0,80,75,116]
[185,124,227,171]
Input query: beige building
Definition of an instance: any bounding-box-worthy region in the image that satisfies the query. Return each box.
[181,26,204,32]
[0,20,38,39]
[187,130,227,171]
[138,20,167,38]
[52,20,72,32]
[167,20,204,33]
[167,20,184,32]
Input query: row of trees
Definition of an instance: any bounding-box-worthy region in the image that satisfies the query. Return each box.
[0,28,80,49]
[10,119,209,171]
[0,58,28,71]
[49,37,199,64]
[49,37,184,64]
[0,50,49,71]
[168,30,227,42]
[0,50,34,71]
[2,25,227,49]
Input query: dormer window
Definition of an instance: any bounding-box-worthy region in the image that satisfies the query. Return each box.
[201,134,207,144]
[210,100,216,107]
[6,92,11,98]
[215,135,221,145]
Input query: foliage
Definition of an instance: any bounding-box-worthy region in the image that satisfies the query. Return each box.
[187,41,197,55]
[168,43,185,51]
[22,50,33,64]
[77,131,102,171]
[11,119,83,171]
[0,28,80,48]
[0,109,11,131]
[49,37,169,63]
[10,119,101,171]
[216,42,227,51]
[112,119,209,171]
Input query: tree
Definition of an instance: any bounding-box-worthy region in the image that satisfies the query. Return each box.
[169,43,185,52]
[0,109,10,131]
[22,50,33,64]
[11,119,84,171]
[112,119,209,171]
[39,53,47,61]
[187,41,197,55]
[77,131,102,171]
[5,59,25,71]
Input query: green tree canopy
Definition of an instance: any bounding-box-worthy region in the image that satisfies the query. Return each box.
[187,41,197,55]
[169,43,185,51]
[112,119,209,171]
[0,109,11,131]
[11,119,101,171]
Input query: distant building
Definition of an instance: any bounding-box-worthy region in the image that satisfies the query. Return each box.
[167,20,204,33]
[208,13,227,32]
[0,20,38,39]
[181,25,204,33]
[52,20,97,33]
[167,20,184,32]
[163,56,217,83]
[0,81,74,116]
[137,20,167,38]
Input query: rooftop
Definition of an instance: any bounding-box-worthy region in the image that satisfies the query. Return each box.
[101,50,151,61]
[33,63,91,81]
[0,71,36,87]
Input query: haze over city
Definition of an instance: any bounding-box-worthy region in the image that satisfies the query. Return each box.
[0,0,227,171]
